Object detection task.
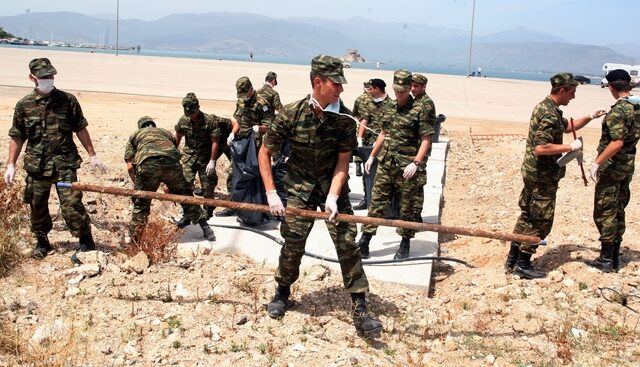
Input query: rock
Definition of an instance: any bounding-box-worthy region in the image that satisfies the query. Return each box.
[68,274,85,286]
[485,354,496,365]
[62,263,101,277]
[444,338,458,351]
[571,327,588,339]
[74,250,109,266]
[548,270,564,283]
[235,316,248,325]
[554,292,567,300]
[64,287,80,298]
[562,278,575,288]
[123,341,138,356]
[31,319,70,346]
[307,264,331,281]
[122,251,149,274]
[26,301,38,315]
[290,343,306,352]
[86,204,98,214]
[174,283,194,301]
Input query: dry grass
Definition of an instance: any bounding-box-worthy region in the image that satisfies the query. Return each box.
[0,181,28,277]
[122,215,179,264]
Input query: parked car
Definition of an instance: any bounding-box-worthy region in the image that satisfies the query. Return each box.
[573,75,591,84]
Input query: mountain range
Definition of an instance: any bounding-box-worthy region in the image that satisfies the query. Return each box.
[1,11,637,75]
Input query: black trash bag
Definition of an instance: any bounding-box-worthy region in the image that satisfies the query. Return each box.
[230,132,269,225]
[353,146,400,219]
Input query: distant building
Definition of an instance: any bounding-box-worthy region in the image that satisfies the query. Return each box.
[341,49,365,63]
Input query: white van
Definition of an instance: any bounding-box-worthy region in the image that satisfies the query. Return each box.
[601,63,640,88]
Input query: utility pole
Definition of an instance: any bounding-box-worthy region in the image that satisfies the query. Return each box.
[467,0,476,77]
[116,0,120,56]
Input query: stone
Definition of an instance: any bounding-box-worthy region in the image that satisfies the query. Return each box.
[548,270,564,283]
[485,354,496,365]
[68,274,85,286]
[31,319,70,346]
[174,283,194,302]
[307,264,331,281]
[74,250,109,266]
[571,327,588,339]
[62,263,101,277]
[122,251,150,274]
[65,287,80,298]
[444,338,458,351]
[562,278,575,288]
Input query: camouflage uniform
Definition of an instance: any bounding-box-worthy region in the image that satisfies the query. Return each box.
[9,88,92,238]
[513,96,568,254]
[361,95,392,146]
[263,96,369,293]
[233,77,270,145]
[124,123,207,233]
[362,75,433,239]
[257,84,283,125]
[593,97,639,244]
[352,89,372,167]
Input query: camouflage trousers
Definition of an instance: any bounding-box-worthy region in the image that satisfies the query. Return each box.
[131,157,207,233]
[593,171,632,244]
[361,158,422,238]
[513,178,558,254]
[275,186,369,294]
[181,154,217,200]
[23,168,91,238]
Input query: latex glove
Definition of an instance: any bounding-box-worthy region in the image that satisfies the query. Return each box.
[227,132,235,146]
[4,164,15,185]
[403,162,418,179]
[252,125,260,133]
[89,155,107,173]
[589,162,600,183]
[357,137,363,147]
[589,108,606,119]
[205,159,216,176]
[363,156,375,175]
[266,190,285,217]
[569,138,582,152]
[325,194,339,223]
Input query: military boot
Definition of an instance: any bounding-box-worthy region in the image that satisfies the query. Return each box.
[393,237,410,259]
[33,235,53,259]
[355,161,363,177]
[216,207,236,217]
[267,285,290,319]
[357,233,372,259]
[198,219,216,241]
[351,293,383,336]
[175,214,191,229]
[585,243,615,273]
[78,232,96,252]
[353,199,367,211]
[513,252,546,279]
[504,242,520,273]
[612,242,621,272]
[206,206,216,219]
[193,187,205,196]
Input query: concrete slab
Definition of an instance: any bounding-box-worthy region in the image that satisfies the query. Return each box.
[179,139,449,289]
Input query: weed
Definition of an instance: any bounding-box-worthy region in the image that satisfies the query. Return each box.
[78,288,87,296]
[171,340,182,349]
[578,282,588,291]
[120,214,179,264]
[383,347,396,356]
[230,341,247,353]
[166,316,182,330]
[257,343,267,354]
[0,181,28,277]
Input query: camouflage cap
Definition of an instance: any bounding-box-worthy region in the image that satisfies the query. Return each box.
[363,81,372,88]
[605,69,631,83]
[29,58,57,78]
[411,74,428,85]
[182,92,199,112]
[393,69,412,92]
[265,71,277,81]
[236,76,253,99]
[311,55,347,84]
[137,116,156,129]
[550,73,579,88]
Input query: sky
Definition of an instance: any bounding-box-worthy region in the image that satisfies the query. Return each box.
[1,0,636,46]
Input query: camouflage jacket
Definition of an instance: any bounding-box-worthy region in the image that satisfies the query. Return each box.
[257,84,283,124]
[413,92,437,128]
[233,93,270,139]
[352,92,372,120]
[262,95,357,201]
[521,96,568,182]
[597,97,640,178]
[362,95,393,145]
[9,88,88,175]
[379,96,433,166]
[124,127,180,166]
[174,112,221,165]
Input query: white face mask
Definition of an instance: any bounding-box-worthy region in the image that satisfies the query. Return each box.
[372,95,386,103]
[36,78,54,94]
[309,96,357,123]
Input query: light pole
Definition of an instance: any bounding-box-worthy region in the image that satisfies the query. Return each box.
[116,0,120,56]
[467,0,476,77]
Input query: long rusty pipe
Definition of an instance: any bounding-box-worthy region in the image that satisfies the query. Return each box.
[57,182,542,244]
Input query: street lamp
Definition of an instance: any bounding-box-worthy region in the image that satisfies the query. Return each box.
[467,0,476,77]
[116,0,119,56]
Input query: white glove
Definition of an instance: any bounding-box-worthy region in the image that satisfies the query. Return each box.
[227,132,235,146]
[403,162,418,179]
[363,156,375,175]
[325,194,339,223]
[589,162,600,183]
[252,125,260,133]
[4,164,15,185]
[89,155,107,173]
[589,108,606,119]
[357,137,363,147]
[569,138,582,152]
[205,159,216,176]
[266,190,285,217]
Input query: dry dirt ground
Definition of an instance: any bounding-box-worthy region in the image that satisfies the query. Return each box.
[1,88,639,366]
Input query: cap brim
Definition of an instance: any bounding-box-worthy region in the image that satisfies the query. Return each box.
[328,75,347,84]
[237,92,249,99]
[34,67,57,78]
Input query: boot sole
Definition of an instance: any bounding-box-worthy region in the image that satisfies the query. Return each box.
[356,324,383,336]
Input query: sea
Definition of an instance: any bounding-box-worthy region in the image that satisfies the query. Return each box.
[1,44,589,83]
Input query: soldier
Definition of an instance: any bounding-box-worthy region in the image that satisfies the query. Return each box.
[352,81,373,177]
[125,116,216,242]
[257,55,382,336]
[4,58,107,258]
[217,77,269,217]
[257,71,283,124]
[358,70,433,260]
[505,73,605,279]
[353,78,392,211]
[586,69,639,273]
[410,73,437,221]
[174,92,222,222]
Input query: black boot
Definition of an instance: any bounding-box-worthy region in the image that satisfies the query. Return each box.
[267,285,290,319]
[33,235,52,259]
[193,187,205,196]
[357,233,372,259]
[513,252,546,279]
[612,242,621,272]
[175,214,191,229]
[504,242,520,273]
[393,237,410,259]
[353,199,367,211]
[78,232,96,252]
[198,219,216,241]
[585,243,615,273]
[206,206,215,219]
[351,293,382,336]
[216,207,236,217]
[355,161,363,177]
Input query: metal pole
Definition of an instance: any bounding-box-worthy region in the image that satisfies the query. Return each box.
[467,0,476,77]
[116,0,120,56]
[57,182,542,244]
